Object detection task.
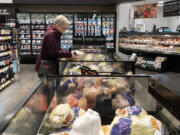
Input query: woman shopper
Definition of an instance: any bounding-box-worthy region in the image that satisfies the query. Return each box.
[35,15,76,77]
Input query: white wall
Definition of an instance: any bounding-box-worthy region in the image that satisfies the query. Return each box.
[115,3,130,60]
[117,0,180,32]
[166,16,180,32]
[118,3,131,31]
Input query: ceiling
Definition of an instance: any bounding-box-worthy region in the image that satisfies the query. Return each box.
[13,0,143,5]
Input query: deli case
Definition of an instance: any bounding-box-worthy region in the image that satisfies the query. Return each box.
[0,74,180,135]
[119,32,180,72]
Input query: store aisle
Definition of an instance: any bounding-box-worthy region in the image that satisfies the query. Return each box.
[0,64,39,120]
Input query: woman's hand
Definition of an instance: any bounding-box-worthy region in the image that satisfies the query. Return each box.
[71,52,77,61]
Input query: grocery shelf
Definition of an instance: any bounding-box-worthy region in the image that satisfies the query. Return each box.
[20,38,30,40]
[18,33,30,35]
[0,64,13,74]
[0,78,14,91]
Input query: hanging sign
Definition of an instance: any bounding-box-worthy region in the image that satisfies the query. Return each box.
[0,8,15,17]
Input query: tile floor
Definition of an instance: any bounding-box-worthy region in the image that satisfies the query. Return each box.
[0,64,39,120]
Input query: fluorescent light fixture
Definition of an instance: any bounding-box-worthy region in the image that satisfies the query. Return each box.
[157,0,165,6]
[158,1,165,4]
[0,0,12,3]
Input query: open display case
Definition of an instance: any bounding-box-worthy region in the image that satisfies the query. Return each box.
[0,74,179,135]
[0,78,55,135]
[58,46,135,76]
[58,47,123,75]
[62,61,135,76]
[119,32,180,55]
[119,32,180,72]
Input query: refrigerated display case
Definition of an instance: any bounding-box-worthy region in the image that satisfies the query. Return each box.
[60,13,73,50]
[45,13,58,25]
[16,12,116,63]
[119,32,180,72]
[62,61,135,76]
[36,75,175,135]
[1,74,179,135]
[16,13,31,56]
[31,13,46,55]
[0,77,55,135]
[102,14,115,49]
[73,13,116,51]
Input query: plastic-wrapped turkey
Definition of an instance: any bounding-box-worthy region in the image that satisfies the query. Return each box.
[49,104,75,128]
[108,106,165,135]
[102,78,131,94]
[49,104,86,129]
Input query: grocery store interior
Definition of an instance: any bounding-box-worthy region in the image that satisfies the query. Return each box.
[0,0,180,135]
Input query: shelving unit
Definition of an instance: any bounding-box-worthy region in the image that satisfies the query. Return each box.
[0,16,17,91]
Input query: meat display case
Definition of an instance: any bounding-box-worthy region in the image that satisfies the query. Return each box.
[119,32,180,72]
[1,74,179,135]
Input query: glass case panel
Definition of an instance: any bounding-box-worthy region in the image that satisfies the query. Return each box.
[60,13,73,50]
[87,13,102,37]
[102,14,115,49]
[1,78,55,135]
[38,75,151,135]
[61,61,135,75]
[16,13,31,56]
[38,75,180,135]
[16,13,30,24]
[45,13,58,25]
[31,13,45,24]
[31,13,45,55]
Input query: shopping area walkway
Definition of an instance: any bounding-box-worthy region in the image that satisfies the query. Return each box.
[0,64,39,120]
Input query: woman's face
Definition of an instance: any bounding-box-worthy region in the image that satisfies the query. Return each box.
[56,23,68,33]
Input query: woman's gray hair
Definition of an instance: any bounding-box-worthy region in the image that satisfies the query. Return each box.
[54,15,70,26]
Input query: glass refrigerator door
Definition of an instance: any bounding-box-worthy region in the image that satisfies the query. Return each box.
[74,13,88,37]
[87,13,102,37]
[16,13,31,56]
[17,13,30,24]
[31,13,45,55]
[45,13,58,25]
[102,14,115,49]
[60,13,73,50]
